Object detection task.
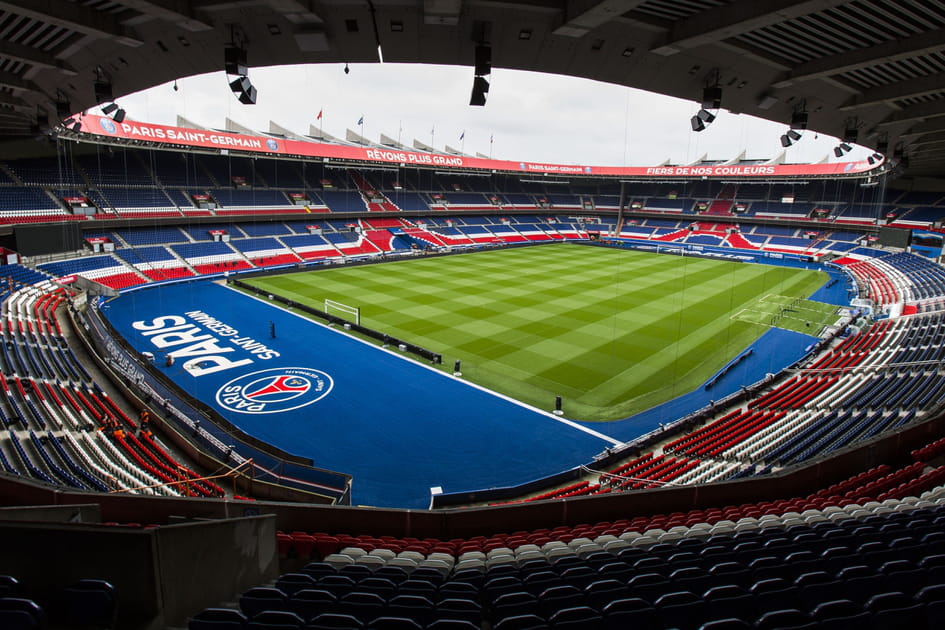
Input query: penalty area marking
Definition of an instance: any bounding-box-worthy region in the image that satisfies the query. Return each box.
[229,284,623,447]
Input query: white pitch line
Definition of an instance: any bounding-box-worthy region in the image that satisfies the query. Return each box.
[232,285,623,446]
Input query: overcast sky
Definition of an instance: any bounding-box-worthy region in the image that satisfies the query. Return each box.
[117,63,870,167]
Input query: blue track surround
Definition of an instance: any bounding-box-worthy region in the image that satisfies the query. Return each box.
[101,281,615,508]
[100,246,853,509]
[579,327,819,441]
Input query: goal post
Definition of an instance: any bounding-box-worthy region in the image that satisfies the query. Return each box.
[324,299,361,325]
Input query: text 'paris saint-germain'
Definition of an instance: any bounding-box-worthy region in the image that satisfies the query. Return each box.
[131,310,279,377]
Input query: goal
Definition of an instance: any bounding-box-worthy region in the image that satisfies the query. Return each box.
[324,299,361,325]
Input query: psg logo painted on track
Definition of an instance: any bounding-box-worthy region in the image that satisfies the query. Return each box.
[215,367,333,414]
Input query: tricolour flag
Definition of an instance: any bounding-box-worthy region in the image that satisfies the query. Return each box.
[357,116,364,126]
[316,109,323,120]
[460,130,465,141]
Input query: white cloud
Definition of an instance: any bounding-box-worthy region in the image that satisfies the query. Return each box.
[118,63,872,167]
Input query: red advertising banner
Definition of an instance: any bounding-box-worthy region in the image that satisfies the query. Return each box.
[78,115,881,179]
[85,237,110,243]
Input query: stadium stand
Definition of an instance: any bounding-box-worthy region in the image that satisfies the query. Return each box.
[3,132,945,630]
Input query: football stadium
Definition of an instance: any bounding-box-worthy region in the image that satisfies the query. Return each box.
[2,2,945,629]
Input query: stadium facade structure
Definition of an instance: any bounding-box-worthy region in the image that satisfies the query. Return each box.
[0,122,944,629]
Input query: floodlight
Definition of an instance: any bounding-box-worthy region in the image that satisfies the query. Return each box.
[94,79,113,104]
[790,111,808,130]
[474,45,491,76]
[229,76,257,105]
[224,46,248,76]
[469,76,489,106]
[702,86,722,110]
[691,115,706,132]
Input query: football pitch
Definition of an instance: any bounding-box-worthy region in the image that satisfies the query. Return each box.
[243,244,833,421]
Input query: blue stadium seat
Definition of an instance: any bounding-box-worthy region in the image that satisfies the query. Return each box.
[247,610,304,630]
[289,589,337,621]
[703,584,756,622]
[809,599,870,627]
[240,587,289,618]
[385,594,435,626]
[367,617,422,630]
[0,576,21,599]
[697,620,753,630]
[0,597,47,630]
[189,607,247,630]
[583,579,631,611]
[865,591,925,629]
[435,598,481,626]
[549,605,602,628]
[755,608,816,630]
[303,612,362,629]
[335,592,385,624]
[275,574,317,597]
[493,613,549,630]
[601,597,659,630]
[492,591,538,620]
[58,578,117,629]
[426,620,480,630]
[655,590,706,630]
[437,582,479,601]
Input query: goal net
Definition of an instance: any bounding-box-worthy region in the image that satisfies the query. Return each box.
[324,299,361,325]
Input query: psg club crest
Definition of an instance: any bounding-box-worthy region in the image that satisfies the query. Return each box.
[216,367,333,414]
[266,139,279,151]
[99,118,117,134]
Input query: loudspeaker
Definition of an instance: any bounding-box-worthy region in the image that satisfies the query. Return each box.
[469,76,489,106]
[702,86,722,110]
[229,76,257,105]
[94,80,113,104]
[225,47,248,76]
[474,45,491,76]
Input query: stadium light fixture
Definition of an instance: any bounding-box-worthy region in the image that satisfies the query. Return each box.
[224,45,248,77]
[229,75,257,105]
[101,103,118,115]
[469,43,491,107]
[469,75,489,106]
[790,110,808,130]
[702,86,722,110]
[474,45,492,76]
[691,114,706,132]
[834,146,844,158]
[224,31,256,105]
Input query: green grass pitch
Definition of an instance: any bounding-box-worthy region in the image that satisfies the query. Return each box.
[243,244,831,421]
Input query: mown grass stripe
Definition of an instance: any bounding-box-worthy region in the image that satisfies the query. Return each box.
[244,244,828,421]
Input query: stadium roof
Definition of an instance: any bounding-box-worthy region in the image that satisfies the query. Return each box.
[0,1,941,182]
